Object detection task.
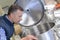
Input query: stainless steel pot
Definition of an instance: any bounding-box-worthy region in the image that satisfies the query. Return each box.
[15,0,55,40]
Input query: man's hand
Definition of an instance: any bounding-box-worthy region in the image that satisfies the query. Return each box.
[21,35,38,40]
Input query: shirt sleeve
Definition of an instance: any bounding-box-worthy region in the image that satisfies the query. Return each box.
[0,27,7,40]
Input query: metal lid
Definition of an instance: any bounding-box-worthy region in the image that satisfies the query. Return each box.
[16,0,44,27]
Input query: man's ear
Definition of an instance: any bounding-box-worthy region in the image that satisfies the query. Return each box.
[10,13,14,16]
[9,13,14,18]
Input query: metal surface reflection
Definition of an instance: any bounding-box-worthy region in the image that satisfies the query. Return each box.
[16,0,44,26]
[15,0,55,40]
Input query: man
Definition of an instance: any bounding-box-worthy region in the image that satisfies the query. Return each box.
[0,4,37,40]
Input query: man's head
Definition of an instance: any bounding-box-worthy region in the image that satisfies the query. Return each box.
[7,4,23,23]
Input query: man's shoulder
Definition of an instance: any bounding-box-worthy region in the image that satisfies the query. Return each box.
[0,16,2,18]
[0,16,3,20]
[0,16,4,23]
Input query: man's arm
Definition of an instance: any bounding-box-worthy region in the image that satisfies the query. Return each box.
[0,27,7,40]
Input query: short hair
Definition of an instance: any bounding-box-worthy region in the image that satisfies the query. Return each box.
[8,4,23,15]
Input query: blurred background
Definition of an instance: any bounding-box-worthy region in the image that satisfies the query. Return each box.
[0,0,60,40]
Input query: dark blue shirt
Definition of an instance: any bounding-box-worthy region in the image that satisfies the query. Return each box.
[0,14,14,40]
